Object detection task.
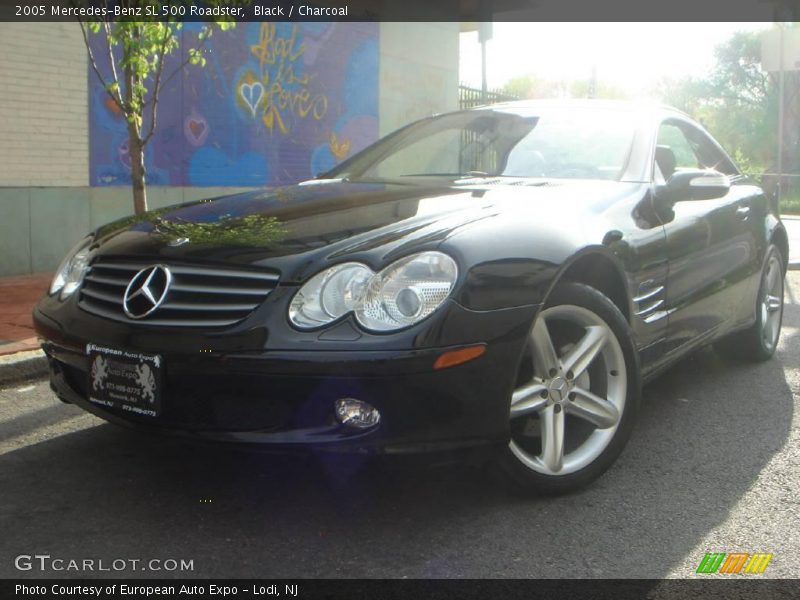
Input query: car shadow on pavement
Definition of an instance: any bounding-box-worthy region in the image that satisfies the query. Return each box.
[1,294,797,579]
[0,403,84,442]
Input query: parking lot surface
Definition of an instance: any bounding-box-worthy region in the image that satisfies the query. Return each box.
[1,274,799,579]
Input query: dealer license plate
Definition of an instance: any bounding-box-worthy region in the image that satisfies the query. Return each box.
[86,343,163,417]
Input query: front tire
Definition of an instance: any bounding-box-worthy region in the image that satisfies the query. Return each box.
[496,282,640,495]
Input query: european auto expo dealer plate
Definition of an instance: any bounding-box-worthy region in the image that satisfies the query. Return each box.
[86,343,163,417]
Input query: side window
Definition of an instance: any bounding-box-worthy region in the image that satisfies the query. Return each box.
[367,128,462,178]
[683,125,738,176]
[657,124,698,171]
[655,120,738,181]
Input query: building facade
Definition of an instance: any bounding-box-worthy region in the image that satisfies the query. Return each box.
[0,22,459,276]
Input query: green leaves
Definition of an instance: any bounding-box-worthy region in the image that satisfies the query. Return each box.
[656,29,785,176]
[187,47,206,68]
[79,7,239,140]
[77,1,247,214]
[152,214,289,247]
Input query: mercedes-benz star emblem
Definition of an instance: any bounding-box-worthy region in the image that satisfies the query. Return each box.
[123,265,172,319]
[548,377,569,403]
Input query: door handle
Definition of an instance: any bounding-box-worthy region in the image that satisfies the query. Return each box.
[736,206,750,220]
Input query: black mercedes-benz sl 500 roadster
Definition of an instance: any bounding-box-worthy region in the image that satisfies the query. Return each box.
[35,100,787,493]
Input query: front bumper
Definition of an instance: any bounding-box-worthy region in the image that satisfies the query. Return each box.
[34,299,538,454]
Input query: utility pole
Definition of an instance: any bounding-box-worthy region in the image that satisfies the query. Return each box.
[761,21,798,215]
[477,0,493,104]
[777,23,785,211]
[479,21,492,104]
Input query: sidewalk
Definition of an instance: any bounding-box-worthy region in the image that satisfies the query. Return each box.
[781,214,800,268]
[0,272,51,356]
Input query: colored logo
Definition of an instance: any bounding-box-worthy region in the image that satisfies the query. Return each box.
[696,552,773,574]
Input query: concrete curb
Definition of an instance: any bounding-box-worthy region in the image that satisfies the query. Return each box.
[0,349,48,387]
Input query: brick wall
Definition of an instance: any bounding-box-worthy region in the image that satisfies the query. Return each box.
[0,22,88,187]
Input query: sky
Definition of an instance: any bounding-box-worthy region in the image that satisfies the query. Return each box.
[459,22,773,99]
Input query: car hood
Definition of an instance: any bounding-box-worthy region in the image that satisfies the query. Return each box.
[90,179,643,283]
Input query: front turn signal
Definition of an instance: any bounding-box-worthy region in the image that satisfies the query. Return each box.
[433,344,487,370]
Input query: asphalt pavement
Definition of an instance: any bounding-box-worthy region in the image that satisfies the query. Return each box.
[1,275,799,579]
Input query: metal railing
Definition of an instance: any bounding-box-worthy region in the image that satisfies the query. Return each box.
[742,172,800,215]
[459,85,518,110]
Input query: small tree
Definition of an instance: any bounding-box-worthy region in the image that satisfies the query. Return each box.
[78,4,235,215]
[656,29,800,179]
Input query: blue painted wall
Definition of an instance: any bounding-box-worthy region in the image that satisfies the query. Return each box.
[89,22,379,187]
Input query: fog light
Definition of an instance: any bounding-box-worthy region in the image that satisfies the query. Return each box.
[335,398,381,429]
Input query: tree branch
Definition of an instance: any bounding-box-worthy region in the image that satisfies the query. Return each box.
[77,16,126,118]
[724,96,760,109]
[159,26,212,91]
[142,23,173,146]
[102,17,127,114]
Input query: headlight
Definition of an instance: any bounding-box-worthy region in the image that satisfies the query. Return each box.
[289,251,458,332]
[288,262,373,329]
[355,252,458,331]
[50,237,93,299]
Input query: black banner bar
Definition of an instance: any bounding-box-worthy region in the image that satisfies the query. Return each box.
[3,579,800,600]
[0,0,797,23]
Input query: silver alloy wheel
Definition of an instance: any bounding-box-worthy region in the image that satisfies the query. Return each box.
[509,304,627,476]
[761,253,784,352]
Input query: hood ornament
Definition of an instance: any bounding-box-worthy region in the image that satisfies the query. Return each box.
[167,237,190,247]
[151,218,189,247]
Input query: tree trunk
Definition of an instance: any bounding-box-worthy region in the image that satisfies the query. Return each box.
[124,42,148,216]
[128,127,148,215]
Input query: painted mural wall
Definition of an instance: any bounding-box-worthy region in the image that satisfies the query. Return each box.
[89,22,379,187]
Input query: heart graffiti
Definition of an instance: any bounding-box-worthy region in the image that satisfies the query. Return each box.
[189,119,205,139]
[184,112,209,146]
[329,132,350,160]
[239,81,264,117]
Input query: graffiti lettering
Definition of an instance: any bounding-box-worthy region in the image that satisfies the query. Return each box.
[250,22,304,66]
[240,23,329,135]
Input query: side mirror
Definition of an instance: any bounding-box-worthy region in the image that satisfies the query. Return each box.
[657,169,730,203]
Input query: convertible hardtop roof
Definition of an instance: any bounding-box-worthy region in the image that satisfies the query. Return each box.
[472,98,690,120]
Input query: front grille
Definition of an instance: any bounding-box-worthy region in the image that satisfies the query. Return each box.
[78,259,280,327]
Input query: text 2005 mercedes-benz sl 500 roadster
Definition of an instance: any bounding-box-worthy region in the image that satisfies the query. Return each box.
[34,100,788,493]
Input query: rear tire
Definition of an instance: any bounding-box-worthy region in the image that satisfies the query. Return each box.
[715,244,784,362]
[495,282,640,495]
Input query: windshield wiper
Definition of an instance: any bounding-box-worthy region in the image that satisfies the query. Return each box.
[400,171,493,178]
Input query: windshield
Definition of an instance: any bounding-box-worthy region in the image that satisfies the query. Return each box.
[328,108,637,182]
